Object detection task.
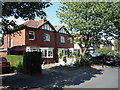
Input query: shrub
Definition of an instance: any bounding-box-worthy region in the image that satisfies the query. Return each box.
[14,61,23,73]
[58,51,63,59]
[80,55,92,66]
[74,55,92,67]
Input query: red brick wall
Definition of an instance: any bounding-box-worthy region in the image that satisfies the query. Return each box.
[56,33,74,48]
[10,46,26,51]
[11,30,26,47]
[4,30,26,49]
[25,29,55,47]
[4,35,8,49]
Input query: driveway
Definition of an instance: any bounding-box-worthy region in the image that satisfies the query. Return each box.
[0,64,119,89]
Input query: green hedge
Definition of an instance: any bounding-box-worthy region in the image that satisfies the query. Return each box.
[5,55,23,73]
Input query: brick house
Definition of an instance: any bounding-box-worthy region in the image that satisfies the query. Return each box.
[0,17,74,63]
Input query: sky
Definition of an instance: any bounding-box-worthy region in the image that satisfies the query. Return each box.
[8,2,63,26]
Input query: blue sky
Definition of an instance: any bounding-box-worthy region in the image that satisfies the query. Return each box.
[36,2,64,26]
[8,2,63,26]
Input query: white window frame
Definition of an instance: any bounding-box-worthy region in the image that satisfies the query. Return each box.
[43,33,50,41]
[26,47,53,58]
[60,36,65,43]
[58,48,68,57]
[29,31,35,40]
[26,47,40,52]
[41,49,53,58]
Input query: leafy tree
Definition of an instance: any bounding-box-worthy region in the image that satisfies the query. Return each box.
[114,39,120,52]
[2,2,52,34]
[57,2,120,56]
[95,47,116,55]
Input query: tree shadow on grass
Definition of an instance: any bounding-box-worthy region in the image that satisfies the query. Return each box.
[1,66,103,89]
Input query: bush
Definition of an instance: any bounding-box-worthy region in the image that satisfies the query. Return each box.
[80,55,92,66]
[14,61,23,73]
[58,51,63,59]
[74,55,92,67]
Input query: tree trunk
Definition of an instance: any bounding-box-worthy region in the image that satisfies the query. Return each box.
[79,47,88,56]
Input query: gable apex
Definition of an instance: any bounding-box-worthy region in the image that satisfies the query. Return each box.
[39,21,55,31]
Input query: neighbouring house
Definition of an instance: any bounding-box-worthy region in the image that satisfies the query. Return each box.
[0,17,74,63]
[74,40,115,54]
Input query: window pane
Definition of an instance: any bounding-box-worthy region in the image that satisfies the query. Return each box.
[43,33,50,41]
[29,31,35,40]
[48,50,53,57]
[60,36,65,43]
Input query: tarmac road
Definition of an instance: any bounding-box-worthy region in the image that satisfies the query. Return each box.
[1,64,119,89]
[64,66,119,88]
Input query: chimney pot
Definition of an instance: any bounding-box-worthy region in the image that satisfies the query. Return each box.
[40,17,47,22]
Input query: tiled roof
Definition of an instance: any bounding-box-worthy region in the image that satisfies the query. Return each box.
[23,20,45,28]
[22,17,63,31]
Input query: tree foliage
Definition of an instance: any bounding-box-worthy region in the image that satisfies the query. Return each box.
[114,39,120,52]
[95,47,117,55]
[57,2,120,56]
[2,2,52,34]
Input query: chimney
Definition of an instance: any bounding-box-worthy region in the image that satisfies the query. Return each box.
[40,17,47,23]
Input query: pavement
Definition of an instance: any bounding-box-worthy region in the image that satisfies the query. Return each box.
[0,63,119,89]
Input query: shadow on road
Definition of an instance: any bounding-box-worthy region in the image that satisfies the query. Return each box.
[1,66,103,89]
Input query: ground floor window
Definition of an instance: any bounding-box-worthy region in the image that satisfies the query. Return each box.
[41,49,53,58]
[59,48,69,57]
[26,47,53,58]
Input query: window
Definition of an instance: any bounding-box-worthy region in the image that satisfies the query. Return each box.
[41,49,53,58]
[48,50,53,57]
[59,49,68,56]
[29,31,35,40]
[26,47,40,52]
[70,38,73,43]
[60,36,65,43]
[43,33,50,41]
[42,50,47,57]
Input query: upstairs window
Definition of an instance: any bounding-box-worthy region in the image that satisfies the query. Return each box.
[43,33,50,41]
[29,31,35,40]
[60,36,65,43]
[70,38,73,43]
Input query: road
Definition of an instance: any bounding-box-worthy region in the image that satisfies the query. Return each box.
[1,64,119,89]
[64,66,119,88]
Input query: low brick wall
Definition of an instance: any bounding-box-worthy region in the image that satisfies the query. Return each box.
[42,58,54,64]
[0,51,8,57]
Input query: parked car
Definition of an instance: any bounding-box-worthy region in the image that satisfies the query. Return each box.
[0,57,11,74]
[103,55,120,65]
[90,53,104,64]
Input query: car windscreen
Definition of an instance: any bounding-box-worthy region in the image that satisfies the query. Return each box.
[0,57,7,61]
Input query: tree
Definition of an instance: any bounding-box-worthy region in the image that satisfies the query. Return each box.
[57,2,120,56]
[95,47,116,55]
[2,2,52,34]
[114,39,120,52]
